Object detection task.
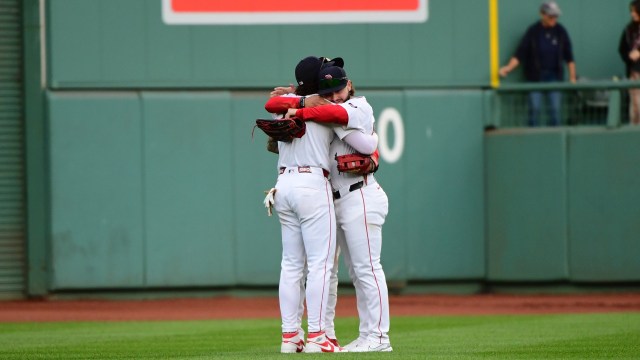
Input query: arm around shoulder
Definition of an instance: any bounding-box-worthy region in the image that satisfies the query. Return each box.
[264,96,300,114]
[295,104,349,125]
[342,131,378,155]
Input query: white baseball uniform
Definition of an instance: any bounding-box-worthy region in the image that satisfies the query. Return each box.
[271,94,339,334]
[296,96,391,345]
[335,97,390,345]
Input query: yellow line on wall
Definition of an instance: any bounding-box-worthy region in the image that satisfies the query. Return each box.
[489,0,499,88]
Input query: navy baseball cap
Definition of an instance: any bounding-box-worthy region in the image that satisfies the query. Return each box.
[318,66,348,95]
[295,56,345,86]
[320,56,344,69]
[295,56,322,86]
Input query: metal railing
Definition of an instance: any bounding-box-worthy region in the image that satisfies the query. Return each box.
[490,80,640,128]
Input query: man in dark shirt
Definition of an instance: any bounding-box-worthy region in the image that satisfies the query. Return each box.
[618,0,640,125]
[499,1,577,126]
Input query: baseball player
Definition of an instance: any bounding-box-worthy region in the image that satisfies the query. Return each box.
[265,58,380,352]
[265,56,378,354]
[285,66,393,352]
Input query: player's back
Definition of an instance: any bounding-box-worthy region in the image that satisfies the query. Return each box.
[277,121,334,171]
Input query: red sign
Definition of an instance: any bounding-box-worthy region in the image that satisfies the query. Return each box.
[171,0,421,12]
[163,0,428,24]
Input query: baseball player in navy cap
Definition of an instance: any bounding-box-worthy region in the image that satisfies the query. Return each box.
[288,66,393,352]
[265,56,385,353]
[264,55,381,354]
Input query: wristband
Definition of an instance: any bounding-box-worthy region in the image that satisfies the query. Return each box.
[299,96,305,108]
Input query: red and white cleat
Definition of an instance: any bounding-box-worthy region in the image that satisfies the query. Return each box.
[304,332,348,353]
[327,337,340,347]
[281,331,305,353]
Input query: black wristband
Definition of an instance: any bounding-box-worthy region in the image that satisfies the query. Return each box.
[299,96,305,108]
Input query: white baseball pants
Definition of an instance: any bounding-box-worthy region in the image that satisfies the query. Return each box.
[274,167,337,334]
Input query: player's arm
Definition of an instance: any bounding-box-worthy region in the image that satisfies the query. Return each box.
[296,97,375,130]
[264,96,300,114]
[335,147,380,174]
[342,131,378,155]
[288,104,349,125]
[368,149,380,172]
[264,93,331,114]
[270,85,295,97]
[339,130,379,174]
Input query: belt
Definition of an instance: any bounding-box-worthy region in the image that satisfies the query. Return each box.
[279,166,329,178]
[333,181,364,199]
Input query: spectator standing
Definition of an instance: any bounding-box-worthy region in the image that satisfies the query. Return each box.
[499,1,577,126]
[618,0,640,125]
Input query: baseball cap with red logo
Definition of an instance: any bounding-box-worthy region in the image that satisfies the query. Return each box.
[295,56,345,87]
[317,66,348,95]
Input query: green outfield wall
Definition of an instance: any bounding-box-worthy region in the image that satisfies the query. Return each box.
[12,0,639,296]
[486,127,640,282]
[45,90,485,289]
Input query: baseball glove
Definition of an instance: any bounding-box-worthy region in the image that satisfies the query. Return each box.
[266,137,279,154]
[335,153,376,175]
[255,118,306,142]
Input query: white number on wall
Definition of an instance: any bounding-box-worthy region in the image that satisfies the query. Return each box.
[377,107,405,163]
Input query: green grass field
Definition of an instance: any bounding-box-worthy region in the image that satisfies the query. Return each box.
[1,313,638,359]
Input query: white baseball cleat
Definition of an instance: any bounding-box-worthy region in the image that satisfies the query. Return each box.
[343,338,365,351]
[346,338,393,352]
[281,331,305,353]
[304,332,348,353]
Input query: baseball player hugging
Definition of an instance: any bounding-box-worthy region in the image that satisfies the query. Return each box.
[290,65,393,352]
[260,57,392,353]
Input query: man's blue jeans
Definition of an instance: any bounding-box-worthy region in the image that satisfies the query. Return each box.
[528,90,561,127]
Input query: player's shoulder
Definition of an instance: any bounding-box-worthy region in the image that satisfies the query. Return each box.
[344,96,372,112]
[344,95,369,106]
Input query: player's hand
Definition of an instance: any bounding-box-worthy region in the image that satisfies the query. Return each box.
[630,49,640,62]
[303,94,332,108]
[284,108,298,119]
[263,188,276,216]
[499,66,509,78]
[270,85,295,97]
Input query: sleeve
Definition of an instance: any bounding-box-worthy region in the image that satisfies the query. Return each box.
[295,104,349,125]
[341,97,374,133]
[265,95,300,114]
[513,31,529,63]
[513,27,532,62]
[619,30,628,61]
[561,26,574,63]
[341,131,378,155]
[294,96,374,131]
[619,29,631,71]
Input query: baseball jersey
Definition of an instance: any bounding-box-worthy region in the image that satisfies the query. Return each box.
[329,96,376,190]
[277,121,336,171]
[270,94,336,171]
[266,94,374,173]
